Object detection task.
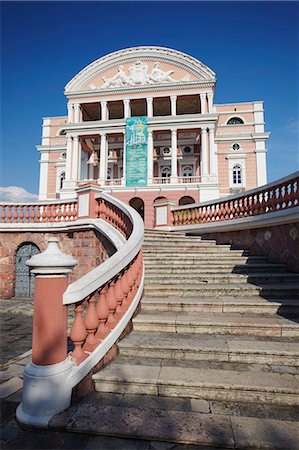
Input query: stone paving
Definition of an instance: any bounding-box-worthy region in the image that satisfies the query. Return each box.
[1,298,222,450]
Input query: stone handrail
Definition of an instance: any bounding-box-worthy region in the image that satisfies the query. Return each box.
[171,172,299,226]
[0,200,78,223]
[15,190,144,426]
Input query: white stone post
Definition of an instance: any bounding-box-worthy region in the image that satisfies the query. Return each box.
[201,127,208,177]
[146,97,153,118]
[101,101,108,121]
[72,136,80,181]
[124,99,131,118]
[256,141,267,186]
[171,129,178,182]
[99,133,107,182]
[16,238,77,427]
[170,95,177,116]
[207,93,213,113]
[209,125,217,176]
[200,93,206,114]
[65,136,73,180]
[147,130,153,184]
[122,131,126,185]
[74,103,81,123]
[38,152,49,201]
[67,103,74,123]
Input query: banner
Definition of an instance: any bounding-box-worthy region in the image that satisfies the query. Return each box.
[126,116,148,187]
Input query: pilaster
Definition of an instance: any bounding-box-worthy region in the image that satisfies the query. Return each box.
[147,130,153,183]
[146,97,153,118]
[171,128,178,182]
[170,95,177,116]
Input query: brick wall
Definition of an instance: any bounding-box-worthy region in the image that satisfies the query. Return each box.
[200,222,299,273]
[0,229,116,299]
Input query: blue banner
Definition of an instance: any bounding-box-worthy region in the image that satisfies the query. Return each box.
[126,117,148,187]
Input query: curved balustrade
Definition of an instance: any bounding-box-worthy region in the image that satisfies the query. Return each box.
[0,201,78,223]
[172,172,299,226]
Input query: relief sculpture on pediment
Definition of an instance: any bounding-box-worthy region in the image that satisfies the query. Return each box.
[89,61,190,90]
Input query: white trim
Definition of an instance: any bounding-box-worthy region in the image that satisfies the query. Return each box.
[38,152,49,200]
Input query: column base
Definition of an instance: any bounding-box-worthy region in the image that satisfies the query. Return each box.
[16,358,73,427]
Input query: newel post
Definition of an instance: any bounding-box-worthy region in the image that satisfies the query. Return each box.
[153,200,176,228]
[16,237,77,427]
[76,184,103,218]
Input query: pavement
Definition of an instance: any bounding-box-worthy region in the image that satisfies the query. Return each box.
[0,298,218,450]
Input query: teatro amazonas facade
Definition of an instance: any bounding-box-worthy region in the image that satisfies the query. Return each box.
[37,46,270,227]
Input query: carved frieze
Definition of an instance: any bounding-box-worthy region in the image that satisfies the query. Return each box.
[89,61,190,90]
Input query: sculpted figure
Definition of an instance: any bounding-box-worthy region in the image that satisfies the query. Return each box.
[102,66,128,88]
[149,63,175,83]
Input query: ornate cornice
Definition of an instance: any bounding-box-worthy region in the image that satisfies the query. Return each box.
[66,80,216,99]
[64,46,216,95]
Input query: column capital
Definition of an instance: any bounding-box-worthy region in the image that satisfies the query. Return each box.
[101,100,107,105]
[201,126,207,132]
[170,95,177,101]
[208,124,215,131]
[148,129,153,136]
[73,135,79,142]
[171,128,177,135]
[123,98,130,104]
[146,96,153,102]
[200,92,206,98]
[99,131,107,138]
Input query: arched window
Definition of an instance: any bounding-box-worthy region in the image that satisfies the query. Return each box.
[161,166,171,178]
[233,165,242,185]
[227,117,244,125]
[179,196,196,206]
[182,165,194,177]
[107,168,112,180]
[59,172,65,189]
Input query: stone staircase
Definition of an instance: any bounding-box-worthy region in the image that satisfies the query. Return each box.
[52,230,299,448]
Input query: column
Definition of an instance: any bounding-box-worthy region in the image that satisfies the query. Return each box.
[207,93,213,113]
[101,101,108,121]
[99,133,107,181]
[200,93,206,114]
[38,152,49,201]
[170,95,177,116]
[67,103,74,123]
[171,129,178,182]
[146,97,153,118]
[201,127,208,177]
[147,130,153,183]
[209,125,217,176]
[74,103,81,123]
[122,131,126,185]
[72,136,79,181]
[65,136,73,181]
[124,99,131,118]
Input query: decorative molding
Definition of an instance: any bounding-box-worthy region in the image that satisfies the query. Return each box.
[65,46,216,94]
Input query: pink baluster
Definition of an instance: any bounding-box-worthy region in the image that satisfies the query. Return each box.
[70,302,88,365]
[57,204,62,222]
[36,205,41,222]
[95,200,100,218]
[61,203,67,221]
[83,294,99,352]
[118,270,130,316]
[106,280,118,329]
[7,205,12,223]
[126,264,135,303]
[30,205,35,222]
[1,205,6,222]
[114,274,124,318]
[95,287,109,340]
[13,205,19,222]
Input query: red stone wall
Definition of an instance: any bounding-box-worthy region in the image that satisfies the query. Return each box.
[200,222,299,273]
[0,229,116,299]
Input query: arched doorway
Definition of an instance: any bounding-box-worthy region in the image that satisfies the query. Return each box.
[15,243,40,298]
[129,197,145,220]
[179,195,196,206]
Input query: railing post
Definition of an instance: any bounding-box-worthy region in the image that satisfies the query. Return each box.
[76,183,103,219]
[16,237,77,427]
[153,200,176,228]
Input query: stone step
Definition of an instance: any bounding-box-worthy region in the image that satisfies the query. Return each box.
[144,263,287,274]
[144,273,299,285]
[118,331,299,366]
[133,311,299,337]
[49,393,299,448]
[143,248,248,255]
[143,255,267,263]
[143,240,231,248]
[144,283,299,298]
[93,363,299,406]
[141,295,299,314]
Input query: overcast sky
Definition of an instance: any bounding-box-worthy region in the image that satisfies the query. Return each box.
[1,1,298,200]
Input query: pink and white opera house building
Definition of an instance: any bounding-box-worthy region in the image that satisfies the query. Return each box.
[38,46,270,228]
